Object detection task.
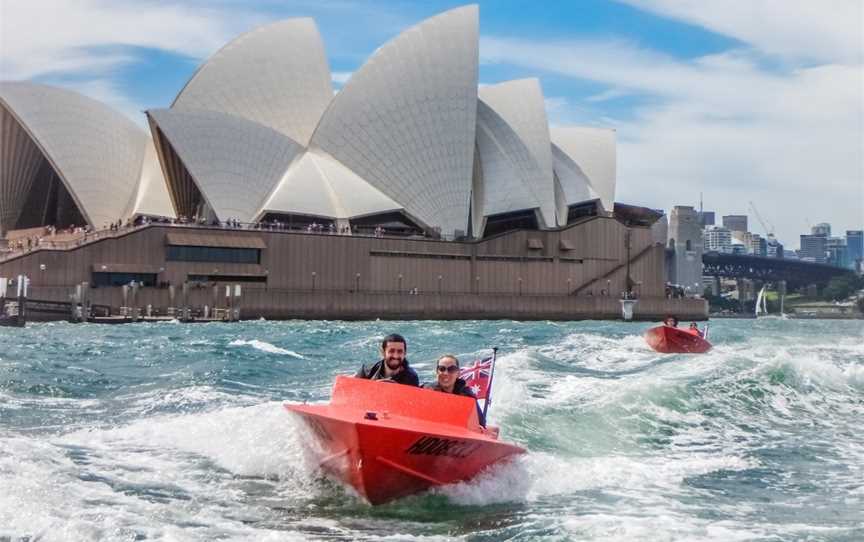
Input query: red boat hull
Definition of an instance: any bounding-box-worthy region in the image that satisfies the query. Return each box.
[645,325,712,353]
[285,376,525,504]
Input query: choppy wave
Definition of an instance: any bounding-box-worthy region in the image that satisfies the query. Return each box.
[228,339,306,358]
[1,318,862,540]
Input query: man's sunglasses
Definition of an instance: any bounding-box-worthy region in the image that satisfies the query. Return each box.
[436,365,459,374]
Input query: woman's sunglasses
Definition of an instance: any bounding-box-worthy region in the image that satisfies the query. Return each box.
[436,365,459,374]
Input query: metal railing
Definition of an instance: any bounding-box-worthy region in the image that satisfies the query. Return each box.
[1,220,454,262]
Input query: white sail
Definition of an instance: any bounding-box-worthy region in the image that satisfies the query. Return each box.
[755,286,767,316]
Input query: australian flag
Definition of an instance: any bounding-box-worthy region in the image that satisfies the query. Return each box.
[459,356,493,400]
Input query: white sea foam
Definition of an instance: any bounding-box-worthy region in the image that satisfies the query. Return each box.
[228,339,305,358]
[0,402,322,541]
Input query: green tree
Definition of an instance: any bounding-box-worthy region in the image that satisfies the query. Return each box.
[822,275,861,301]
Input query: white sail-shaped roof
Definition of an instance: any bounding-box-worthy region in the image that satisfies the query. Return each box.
[474,99,550,226]
[172,18,333,146]
[258,151,402,220]
[552,142,597,206]
[148,108,304,223]
[0,82,147,230]
[550,126,617,212]
[309,5,479,236]
[478,78,556,225]
[129,137,175,218]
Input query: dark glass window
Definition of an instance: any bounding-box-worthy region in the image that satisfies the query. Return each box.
[166,246,260,264]
[483,210,539,237]
[92,272,157,287]
[567,201,599,223]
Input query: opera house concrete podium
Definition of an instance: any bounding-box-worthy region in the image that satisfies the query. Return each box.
[0,5,706,321]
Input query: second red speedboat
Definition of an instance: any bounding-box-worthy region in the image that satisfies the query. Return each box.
[286,376,525,505]
[645,325,712,353]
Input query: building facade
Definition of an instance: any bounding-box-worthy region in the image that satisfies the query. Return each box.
[668,206,703,294]
[845,230,862,270]
[704,225,731,253]
[722,214,748,233]
[799,234,827,263]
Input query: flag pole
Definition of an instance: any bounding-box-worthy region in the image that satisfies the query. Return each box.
[482,347,498,420]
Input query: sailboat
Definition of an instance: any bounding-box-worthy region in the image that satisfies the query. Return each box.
[755,285,768,317]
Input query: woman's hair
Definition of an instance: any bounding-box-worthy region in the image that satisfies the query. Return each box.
[437,354,460,368]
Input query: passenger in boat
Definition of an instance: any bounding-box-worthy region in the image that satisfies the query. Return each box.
[425,355,487,428]
[663,315,679,327]
[687,322,703,337]
[355,333,419,386]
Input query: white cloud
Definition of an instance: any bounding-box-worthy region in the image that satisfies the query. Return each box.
[585,89,629,103]
[331,71,353,84]
[59,78,149,128]
[0,0,259,80]
[617,0,864,64]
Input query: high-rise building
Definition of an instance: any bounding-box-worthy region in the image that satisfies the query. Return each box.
[722,214,748,233]
[698,211,715,227]
[846,230,863,269]
[812,223,831,237]
[748,233,766,257]
[799,234,827,263]
[704,225,731,253]
[668,206,703,294]
[766,234,783,258]
[826,237,847,268]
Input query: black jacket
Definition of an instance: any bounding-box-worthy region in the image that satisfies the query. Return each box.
[424,378,486,427]
[355,359,419,387]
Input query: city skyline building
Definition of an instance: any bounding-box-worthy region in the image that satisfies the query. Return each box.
[847,230,863,270]
[812,223,831,237]
[668,205,703,293]
[799,234,827,263]
[704,225,731,253]
[698,210,715,227]
[826,236,847,269]
[766,234,784,259]
[722,214,748,233]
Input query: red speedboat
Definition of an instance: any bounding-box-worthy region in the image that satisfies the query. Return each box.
[285,375,525,505]
[645,325,712,353]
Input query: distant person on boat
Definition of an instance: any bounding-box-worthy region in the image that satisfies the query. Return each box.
[355,333,419,386]
[424,354,487,428]
[663,315,679,327]
[687,322,703,337]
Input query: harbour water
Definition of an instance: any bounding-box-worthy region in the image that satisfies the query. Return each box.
[1,318,862,541]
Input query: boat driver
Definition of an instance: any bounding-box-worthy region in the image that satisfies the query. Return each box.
[425,354,487,428]
[355,333,419,386]
[687,322,703,337]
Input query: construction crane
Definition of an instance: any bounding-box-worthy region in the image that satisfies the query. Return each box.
[748,201,775,237]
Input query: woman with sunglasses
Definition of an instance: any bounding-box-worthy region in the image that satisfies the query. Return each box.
[425,354,486,428]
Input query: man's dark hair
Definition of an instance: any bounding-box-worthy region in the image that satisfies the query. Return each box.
[665,315,679,326]
[381,333,407,350]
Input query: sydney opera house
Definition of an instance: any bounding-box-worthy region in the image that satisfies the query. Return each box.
[0,6,705,320]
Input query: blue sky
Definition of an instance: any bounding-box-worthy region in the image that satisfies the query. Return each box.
[1,0,862,247]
